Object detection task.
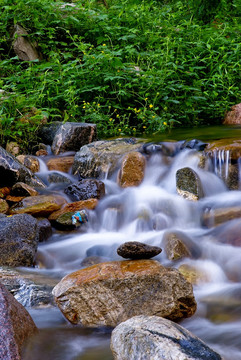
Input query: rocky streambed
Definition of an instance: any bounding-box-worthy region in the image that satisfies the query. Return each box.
[1,122,241,359]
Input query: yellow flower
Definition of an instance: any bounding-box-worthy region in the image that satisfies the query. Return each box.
[103,44,106,46]
[133,128,136,131]
[98,104,100,106]
[143,126,146,129]
[116,114,120,118]
[118,128,121,131]
[163,121,167,126]
[152,115,155,118]
[149,104,153,108]
[101,51,104,54]
[83,106,86,109]
[145,97,148,101]
[109,118,113,121]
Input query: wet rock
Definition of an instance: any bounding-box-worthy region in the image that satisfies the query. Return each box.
[51,122,97,155]
[110,315,222,360]
[37,218,52,242]
[6,141,20,156]
[46,156,74,173]
[202,207,241,228]
[80,256,108,267]
[12,24,41,61]
[117,152,146,188]
[35,149,48,156]
[205,139,241,161]
[0,187,11,198]
[0,214,39,266]
[225,164,239,190]
[64,179,105,201]
[6,195,25,204]
[72,139,143,179]
[223,103,241,125]
[210,219,241,247]
[9,194,67,217]
[0,282,38,360]
[142,141,180,157]
[0,267,57,307]
[0,146,45,188]
[11,182,39,197]
[49,199,98,223]
[37,121,62,145]
[117,241,162,259]
[0,199,9,214]
[163,231,201,261]
[16,155,40,173]
[52,260,196,327]
[176,167,204,201]
[178,264,209,285]
[180,139,207,151]
[47,172,72,185]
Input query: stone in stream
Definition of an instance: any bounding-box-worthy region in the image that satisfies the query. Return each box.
[0,146,45,188]
[0,214,39,267]
[46,156,74,173]
[11,182,39,197]
[37,218,52,242]
[72,138,143,179]
[117,241,162,259]
[0,282,38,360]
[117,151,146,188]
[47,172,72,185]
[51,122,97,155]
[223,102,241,125]
[52,260,196,327]
[0,199,9,214]
[110,315,223,360]
[162,231,202,261]
[202,206,241,228]
[64,179,105,201]
[16,155,40,173]
[176,167,204,201]
[9,194,67,217]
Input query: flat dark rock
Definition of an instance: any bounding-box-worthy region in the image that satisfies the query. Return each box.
[117,241,162,259]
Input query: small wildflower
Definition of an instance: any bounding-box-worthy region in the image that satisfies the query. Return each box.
[83,106,86,109]
[145,97,148,101]
[109,118,113,121]
[163,121,167,126]
[102,44,106,46]
[118,128,121,131]
[114,109,117,112]
[101,51,104,54]
[116,114,120,118]
[152,115,155,118]
[149,104,153,108]
[98,104,100,107]
[117,70,120,72]
[143,126,146,129]
[133,128,136,132]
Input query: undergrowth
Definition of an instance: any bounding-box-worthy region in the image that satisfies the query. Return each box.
[0,0,241,151]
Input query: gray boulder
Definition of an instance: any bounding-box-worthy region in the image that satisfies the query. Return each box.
[51,122,97,155]
[176,167,204,201]
[117,241,162,259]
[12,24,41,61]
[72,138,143,179]
[0,214,39,267]
[0,146,45,188]
[111,315,223,360]
[64,179,105,201]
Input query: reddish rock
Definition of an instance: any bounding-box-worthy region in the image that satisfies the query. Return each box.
[6,195,26,204]
[118,151,146,188]
[223,103,241,125]
[49,198,98,221]
[0,282,37,360]
[46,156,74,173]
[52,260,196,327]
[9,195,67,217]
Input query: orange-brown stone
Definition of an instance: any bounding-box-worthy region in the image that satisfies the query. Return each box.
[0,199,9,214]
[118,151,146,188]
[48,198,98,221]
[46,156,74,173]
[223,103,241,125]
[16,155,40,173]
[53,260,196,327]
[0,187,11,199]
[205,139,241,160]
[9,195,67,217]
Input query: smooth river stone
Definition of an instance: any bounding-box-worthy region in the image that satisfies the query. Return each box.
[117,241,162,259]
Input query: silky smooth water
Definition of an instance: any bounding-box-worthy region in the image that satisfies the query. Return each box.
[22,131,241,360]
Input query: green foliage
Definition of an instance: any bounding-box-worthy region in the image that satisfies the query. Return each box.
[1,0,241,151]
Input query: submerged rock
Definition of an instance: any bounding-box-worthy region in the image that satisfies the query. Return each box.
[162,231,201,261]
[51,122,97,155]
[0,282,38,360]
[110,315,222,360]
[117,151,146,188]
[64,179,105,201]
[52,260,196,327]
[0,214,39,267]
[0,146,45,188]
[117,241,162,259]
[176,167,204,201]
[202,207,241,228]
[72,139,143,179]
[9,194,67,217]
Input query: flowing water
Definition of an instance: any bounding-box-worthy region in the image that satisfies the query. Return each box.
[22,127,241,360]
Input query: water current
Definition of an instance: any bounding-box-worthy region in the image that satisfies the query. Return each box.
[22,127,241,360]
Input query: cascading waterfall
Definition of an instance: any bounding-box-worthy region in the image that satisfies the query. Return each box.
[23,146,241,360]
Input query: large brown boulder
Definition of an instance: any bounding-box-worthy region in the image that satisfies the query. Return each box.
[9,194,67,217]
[52,260,196,327]
[223,103,241,125]
[117,151,146,188]
[0,282,37,360]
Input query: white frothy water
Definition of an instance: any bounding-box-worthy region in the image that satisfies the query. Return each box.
[35,147,241,360]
